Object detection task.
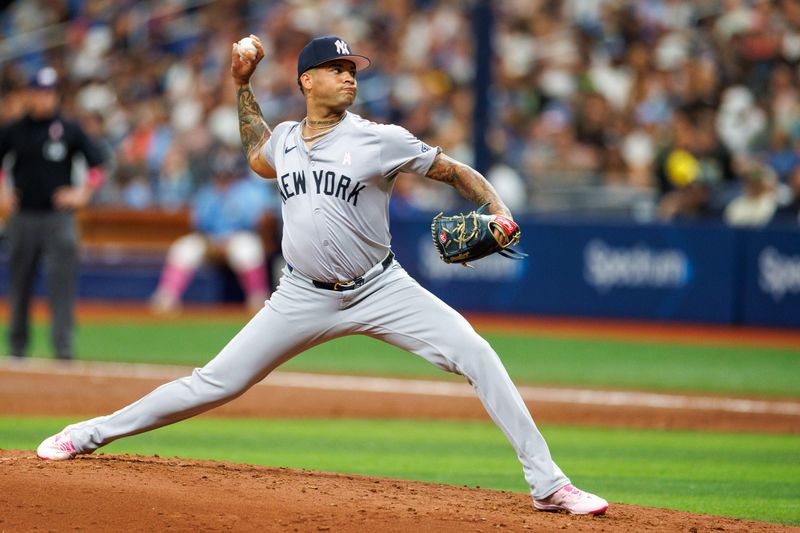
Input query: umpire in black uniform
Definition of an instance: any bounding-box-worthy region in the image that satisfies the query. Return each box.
[0,66,106,360]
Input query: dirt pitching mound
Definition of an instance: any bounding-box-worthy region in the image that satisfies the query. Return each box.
[1,450,795,533]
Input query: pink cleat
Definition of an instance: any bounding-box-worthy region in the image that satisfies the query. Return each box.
[36,428,78,461]
[533,484,608,515]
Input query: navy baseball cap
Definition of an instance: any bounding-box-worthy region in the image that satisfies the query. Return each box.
[29,66,58,90]
[297,36,370,78]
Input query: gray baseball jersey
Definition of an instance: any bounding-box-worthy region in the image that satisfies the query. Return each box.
[63,112,571,502]
[263,112,437,282]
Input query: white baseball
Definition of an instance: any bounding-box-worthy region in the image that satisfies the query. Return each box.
[237,37,257,60]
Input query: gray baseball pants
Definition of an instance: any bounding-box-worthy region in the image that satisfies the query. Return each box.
[69,261,570,499]
[6,211,78,359]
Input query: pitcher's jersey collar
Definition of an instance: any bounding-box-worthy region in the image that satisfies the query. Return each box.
[296,111,352,154]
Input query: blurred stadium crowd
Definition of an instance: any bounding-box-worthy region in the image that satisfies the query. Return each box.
[2,0,800,225]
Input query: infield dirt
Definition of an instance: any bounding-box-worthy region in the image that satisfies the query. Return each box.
[2,360,800,531]
[2,450,798,533]
[2,303,799,531]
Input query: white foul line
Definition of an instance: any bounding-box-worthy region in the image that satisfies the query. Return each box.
[2,359,799,416]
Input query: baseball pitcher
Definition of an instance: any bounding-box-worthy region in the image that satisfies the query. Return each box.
[37,35,608,515]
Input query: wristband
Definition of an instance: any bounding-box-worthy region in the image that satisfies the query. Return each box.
[492,215,518,236]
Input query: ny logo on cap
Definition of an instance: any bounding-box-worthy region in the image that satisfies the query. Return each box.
[334,39,350,55]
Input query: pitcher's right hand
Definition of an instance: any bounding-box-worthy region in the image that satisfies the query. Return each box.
[231,34,265,86]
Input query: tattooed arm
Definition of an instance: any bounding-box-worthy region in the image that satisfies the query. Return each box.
[236,84,275,178]
[425,153,512,219]
[231,35,276,179]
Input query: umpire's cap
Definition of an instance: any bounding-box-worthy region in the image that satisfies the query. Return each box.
[297,36,370,79]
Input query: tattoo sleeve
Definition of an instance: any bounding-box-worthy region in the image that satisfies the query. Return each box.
[236,84,271,158]
[425,153,512,217]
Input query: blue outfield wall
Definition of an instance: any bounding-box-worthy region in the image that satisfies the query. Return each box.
[0,215,799,328]
[0,256,245,305]
[392,217,739,324]
[389,214,800,328]
[740,228,800,327]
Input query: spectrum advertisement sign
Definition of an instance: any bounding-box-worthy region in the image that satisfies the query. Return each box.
[391,218,738,323]
[742,229,800,327]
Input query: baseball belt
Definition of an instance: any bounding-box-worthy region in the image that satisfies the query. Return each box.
[289,250,395,291]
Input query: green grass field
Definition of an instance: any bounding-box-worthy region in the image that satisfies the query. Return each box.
[3,417,799,525]
[13,320,800,396]
[4,318,800,525]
